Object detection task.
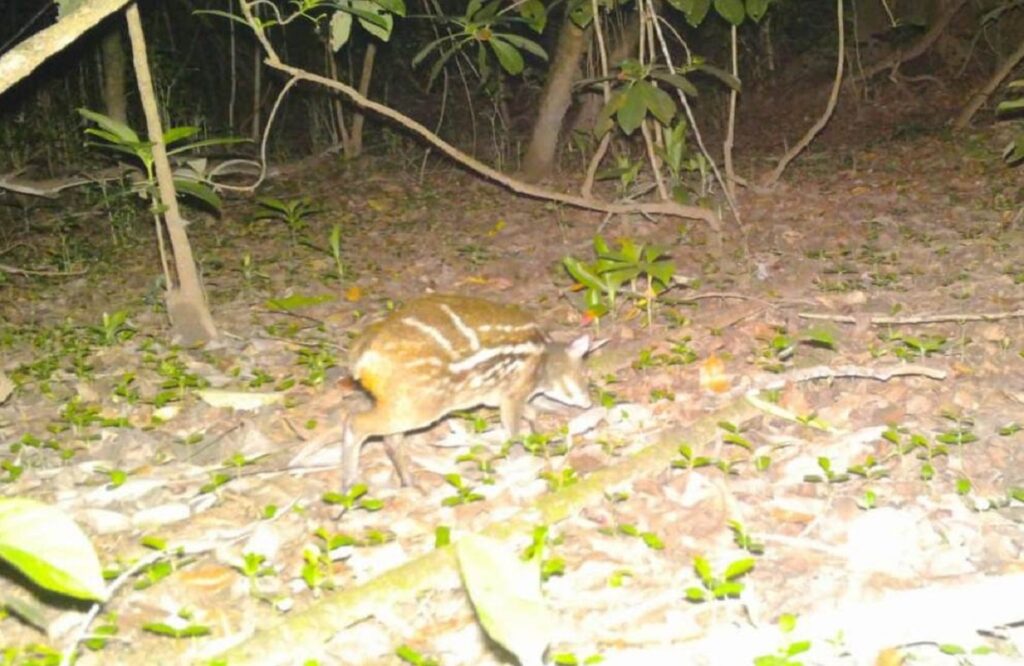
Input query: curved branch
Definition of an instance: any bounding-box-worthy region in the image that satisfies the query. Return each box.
[235,2,719,235]
[762,0,844,188]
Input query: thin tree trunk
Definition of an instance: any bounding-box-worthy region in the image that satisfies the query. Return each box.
[953,36,1024,129]
[125,3,217,344]
[348,42,377,157]
[521,16,589,181]
[100,26,128,124]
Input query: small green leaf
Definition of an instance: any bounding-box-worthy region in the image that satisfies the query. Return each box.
[714,0,746,24]
[489,37,525,75]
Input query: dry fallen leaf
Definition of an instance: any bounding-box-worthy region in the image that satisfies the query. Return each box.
[699,354,730,393]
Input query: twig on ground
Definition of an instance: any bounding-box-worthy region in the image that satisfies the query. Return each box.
[798,309,1024,326]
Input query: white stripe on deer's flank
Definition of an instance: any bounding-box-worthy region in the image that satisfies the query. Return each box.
[405,357,444,369]
[448,342,541,374]
[401,317,456,357]
[478,323,538,334]
[440,304,480,350]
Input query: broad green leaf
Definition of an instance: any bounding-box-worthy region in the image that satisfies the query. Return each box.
[693,555,712,582]
[330,10,354,51]
[412,35,452,68]
[595,91,627,137]
[568,0,593,28]
[678,0,711,26]
[563,256,604,291]
[723,557,755,580]
[265,294,336,311]
[164,135,249,156]
[694,62,742,91]
[616,85,647,135]
[490,38,525,75]
[647,261,676,287]
[650,71,699,98]
[519,0,547,33]
[353,0,394,41]
[494,33,548,61]
[162,126,200,146]
[173,179,223,211]
[374,0,406,16]
[997,98,1024,113]
[641,81,677,125]
[0,498,106,601]
[78,108,139,144]
[746,0,769,21]
[457,534,553,666]
[714,0,746,25]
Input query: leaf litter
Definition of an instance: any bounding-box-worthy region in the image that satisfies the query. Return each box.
[0,132,1023,664]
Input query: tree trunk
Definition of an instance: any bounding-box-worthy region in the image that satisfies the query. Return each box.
[348,41,377,157]
[100,25,128,124]
[125,4,217,344]
[521,16,588,182]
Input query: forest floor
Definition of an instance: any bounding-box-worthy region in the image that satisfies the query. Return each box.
[1,109,1023,666]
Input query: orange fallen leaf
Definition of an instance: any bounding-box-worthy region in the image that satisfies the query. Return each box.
[699,354,731,393]
[345,286,362,302]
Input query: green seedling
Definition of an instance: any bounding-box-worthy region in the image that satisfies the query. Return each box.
[396,644,440,666]
[671,444,715,471]
[609,568,634,588]
[112,372,140,403]
[152,354,208,405]
[518,431,566,457]
[88,311,135,346]
[655,119,711,203]
[540,467,578,491]
[237,552,275,581]
[434,526,451,548]
[998,422,1022,436]
[803,457,850,484]
[564,235,676,326]
[322,483,384,512]
[296,346,337,386]
[456,444,502,481]
[142,609,211,639]
[753,613,811,666]
[617,524,665,550]
[632,339,697,370]
[852,487,880,510]
[104,469,128,488]
[441,474,484,506]
[884,331,947,359]
[727,521,765,556]
[521,525,566,581]
[254,197,322,253]
[684,554,755,602]
[134,559,174,591]
[200,472,231,494]
[848,455,889,480]
[1,460,24,483]
[83,614,120,651]
[649,387,675,402]
[239,252,269,289]
[248,368,275,389]
[595,154,642,197]
[79,108,241,213]
[551,652,605,665]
